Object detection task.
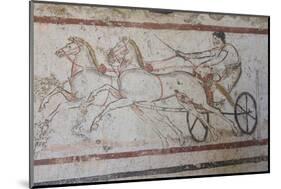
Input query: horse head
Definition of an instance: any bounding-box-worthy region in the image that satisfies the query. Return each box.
[55,37,83,58]
[55,36,100,71]
[107,37,130,67]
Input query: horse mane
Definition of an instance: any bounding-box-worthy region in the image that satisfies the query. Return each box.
[74,37,100,69]
[128,39,145,69]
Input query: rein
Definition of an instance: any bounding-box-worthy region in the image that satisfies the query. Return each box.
[145,55,177,64]
[144,55,195,72]
[61,45,84,71]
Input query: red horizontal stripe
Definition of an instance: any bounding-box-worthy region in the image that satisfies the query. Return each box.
[34,138,268,166]
[33,16,268,34]
[33,155,268,187]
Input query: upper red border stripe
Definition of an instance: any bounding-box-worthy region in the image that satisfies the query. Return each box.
[33,16,268,34]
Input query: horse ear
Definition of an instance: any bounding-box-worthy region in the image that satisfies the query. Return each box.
[68,36,75,42]
[68,36,84,46]
[121,36,129,42]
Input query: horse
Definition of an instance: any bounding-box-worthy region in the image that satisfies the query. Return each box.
[38,36,184,145]
[39,36,113,114]
[87,37,240,141]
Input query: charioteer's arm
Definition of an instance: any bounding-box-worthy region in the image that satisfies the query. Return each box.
[176,48,217,60]
[197,50,228,67]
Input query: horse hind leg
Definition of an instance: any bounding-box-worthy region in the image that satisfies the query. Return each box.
[131,105,169,148]
[153,107,186,146]
[152,127,169,148]
[175,92,219,141]
[201,103,239,136]
[186,104,219,141]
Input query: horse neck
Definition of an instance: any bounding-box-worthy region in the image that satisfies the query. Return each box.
[70,46,96,77]
[126,49,139,69]
[70,61,80,77]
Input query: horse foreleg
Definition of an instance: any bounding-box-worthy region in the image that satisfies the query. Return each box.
[39,87,76,111]
[39,88,59,111]
[59,88,77,102]
[87,84,121,103]
[90,98,133,131]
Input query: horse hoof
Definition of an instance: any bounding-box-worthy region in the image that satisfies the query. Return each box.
[211,132,219,141]
[39,99,49,111]
[231,126,240,136]
[178,135,186,146]
[90,123,99,132]
[233,130,242,137]
[38,104,45,112]
[89,95,95,102]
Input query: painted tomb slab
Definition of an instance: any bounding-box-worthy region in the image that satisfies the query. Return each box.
[30,1,269,187]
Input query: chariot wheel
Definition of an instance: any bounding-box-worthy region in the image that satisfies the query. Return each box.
[186,111,209,142]
[234,92,258,135]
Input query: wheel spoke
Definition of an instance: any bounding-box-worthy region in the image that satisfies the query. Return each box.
[236,103,246,113]
[191,118,198,131]
[247,110,257,120]
[236,104,256,120]
[245,95,249,132]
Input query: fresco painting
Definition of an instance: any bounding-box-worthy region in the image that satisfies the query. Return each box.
[30,1,269,187]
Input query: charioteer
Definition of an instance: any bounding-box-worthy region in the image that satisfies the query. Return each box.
[175,32,242,107]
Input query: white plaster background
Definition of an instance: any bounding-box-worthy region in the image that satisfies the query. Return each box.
[32,2,268,183]
[0,0,278,189]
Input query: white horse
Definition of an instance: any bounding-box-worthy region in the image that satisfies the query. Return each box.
[43,36,186,145]
[87,37,240,141]
[39,36,112,114]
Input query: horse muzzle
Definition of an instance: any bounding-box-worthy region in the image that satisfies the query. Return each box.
[55,49,65,57]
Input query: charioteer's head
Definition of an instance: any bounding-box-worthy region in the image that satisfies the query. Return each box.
[212,32,226,48]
